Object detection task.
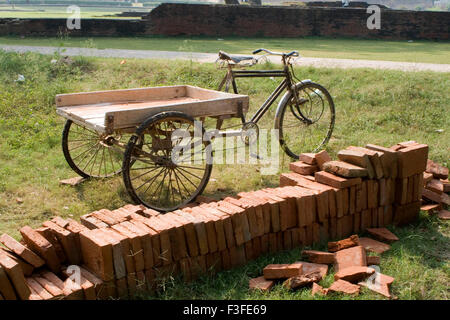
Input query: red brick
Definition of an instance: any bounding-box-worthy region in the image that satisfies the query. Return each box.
[221,249,232,270]
[172,210,201,256]
[33,275,64,299]
[268,233,277,253]
[0,233,45,268]
[346,146,384,179]
[201,204,236,250]
[232,196,259,238]
[263,262,303,279]
[125,221,155,270]
[315,171,361,189]
[393,201,421,225]
[366,144,398,178]
[349,185,356,215]
[115,277,128,299]
[334,266,375,283]
[422,188,442,203]
[290,161,318,175]
[323,160,368,178]
[34,226,66,263]
[269,187,298,230]
[42,220,81,265]
[80,213,108,229]
[359,237,391,254]
[282,271,322,290]
[79,229,114,281]
[361,181,368,210]
[315,150,332,170]
[366,228,399,243]
[96,229,127,280]
[260,234,269,253]
[111,223,145,271]
[217,199,249,245]
[79,266,105,300]
[302,250,335,264]
[334,246,367,272]
[338,148,376,179]
[91,210,119,227]
[61,267,96,300]
[353,212,361,234]
[126,273,137,297]
[420,203,441,214]
[26,277,54,300]
[299,153,317,165]
[297,261,328,279]
[342,188,349,216]
[427,179,444,195]
[276,232,283,251]
[251,190,277,234]
[367,180,378,209]
[426,159,448,180]
[437,209,450,220]
[230,245,246,268]
[0,265,17,300]
[328,235,359,252]
[329,218,337,239]
[312,282,327,296]
[283,229,293,250]
[249,276,274,291]
[240,192,267,237]
[158,213,190,260]
[328,279,360,295]
[371,208,378,228]
[304,225,313,246]
[366,255,381,265]
[20,226,61,274]
[397,144,428,178]
[42,270,84,300]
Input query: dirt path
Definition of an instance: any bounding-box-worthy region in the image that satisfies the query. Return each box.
[1,44,449,73]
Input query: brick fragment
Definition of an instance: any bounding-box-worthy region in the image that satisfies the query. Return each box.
[315,150,332,170]
[366,144,398,178]
[334,266,375,283]
[302,250,335,264]
[0,233,45,268]
[34,226,66,263]
[420,203,441,214]
[0,248,34,276]
[283,271,322,290]
[263,263,303,279]
[441,179,450,193]
[0,265,17,300]
[423,172,433,184]
[328,234,360,253]
[296,261,328,279]
[299,153,317,165]
[328,279,360,295]
[359,237,391,254]
[0,249,30,300]
[346,146,384,179]
[437,210,450,220]
[315,171,361,189]
[42,220,81,265]
[289,161,319,175]
[426,159,448,179]
[323,160,368,178]
[366,228,399,243]
[80,214,108,229]
[358,273,394,298]
[249,276,274,291]
[20,226,61,273]
[338,149,375,179]
[26,277,53,300]
[427,179,444,194]
[312,282,327,296]
[397,144,428,178]
[334,246,367,273]
[366,255,380,265]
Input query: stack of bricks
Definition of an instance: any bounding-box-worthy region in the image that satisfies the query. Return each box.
[0,141,432,300]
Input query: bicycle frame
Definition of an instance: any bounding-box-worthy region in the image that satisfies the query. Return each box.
[218,59,300,126]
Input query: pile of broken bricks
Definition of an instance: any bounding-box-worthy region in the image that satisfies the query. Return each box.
[249,230,398,298]
[420,159,449,220]
[0,140,447,300]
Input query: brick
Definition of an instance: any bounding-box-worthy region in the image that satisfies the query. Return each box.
[323,160,368,178]
[366,144,398,178]
[293,188,316,227]
[263,262,303,280]
[116,277,128,299]
[190,208,218,254]
[304,225,313,246]
[312,282,327,296]
[441,179,450,193]
[65,218,90,234]
[302,250,334,264]
[420,203,441,214]
[144,269,156,293]
[361,181,368,210]
[34,226,66,263]
[260,234,269,253]
[283,229,293,250]
[378,207,385,227]
[79,266,105,299]
[366,228,399,243]
[334,246,367,273]
[358,272,394,298]
[97,229,126,280]
[229,245,246,268]
[342,188,349,216]
[360,209,371,232]
[0,265,17,300]
[393,201,421,225]
[33,275,64,299]
[349,185,356,215]
[268,233,277,253]
[427,179,444,195]
[359,237,391,254]
[221,249,231,270]
[136,271,146,294]
[347,146,384,179]
[426,159,448,179]
[329,218,337,239]
[249,276,274,291]
[353,212,361,234]
[342,215,354,238]
[0,233,45,268]
[371,208,378,228]
[126,273,137,297]
[26,277,53,300]
[240,193,267,237]
[172,210,201,256]
[269,188,298,230]
[0,249,31,300]
[0,248,34,276]
[158,213,190,260]
[299,153,317,165]
[379,178,388,206]
[251,191,276,234]
[290,161,318,175]
[20,226,61,274]
[282,271,322,290]
[91,210,119,226]
[387,178,396,204]
[367,180,379,209]
[79,229,114,281]
[315,171,362,189]
[334,266,375,283]
[42,220,81,265]
[366,255,381,265]
[200,204,235,250]
[406,176,414,203]
[111,223,145,272]
[423,172,434,184]
[80,214,108,229]
[397,144,428,178]
[103,228,135,274]
[437,209,450,220]
[395,178,408,205]
[312,223,320,244]
[328,235,360,252]
[315,150,332,170]
[257,191,282,233]
[290,228,300,248]
[441,192,450,206]
[231,197,258,239]
[297,261,328,279]
[276,232,283,251]
[328,279,360,295]
[217,199,249,245]
[338,149,375,179]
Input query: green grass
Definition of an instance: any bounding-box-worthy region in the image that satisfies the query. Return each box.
[0,50,448,300]
[1,35,449,64]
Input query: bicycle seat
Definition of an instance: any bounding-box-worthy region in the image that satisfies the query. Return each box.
[218,51,255,64]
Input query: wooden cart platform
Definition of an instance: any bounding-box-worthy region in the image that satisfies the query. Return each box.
[56,85,249,133]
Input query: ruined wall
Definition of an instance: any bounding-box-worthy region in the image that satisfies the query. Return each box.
[0,3,448,40]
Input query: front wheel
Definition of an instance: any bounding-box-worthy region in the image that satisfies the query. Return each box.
[275,81,335,159]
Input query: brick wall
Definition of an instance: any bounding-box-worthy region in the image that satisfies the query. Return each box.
[0,3,448,40]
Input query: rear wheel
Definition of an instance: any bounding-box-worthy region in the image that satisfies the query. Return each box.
[276,82,335,159]
[122,112,213,212]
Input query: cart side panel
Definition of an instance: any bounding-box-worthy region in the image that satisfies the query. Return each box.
[105,96,249,131]
[55,86,188,107]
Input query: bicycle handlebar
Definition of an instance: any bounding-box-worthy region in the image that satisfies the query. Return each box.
[252,48,299,57]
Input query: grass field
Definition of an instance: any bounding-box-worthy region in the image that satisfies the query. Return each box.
[0,5,149,19]
[0,50,448,300]
[1,35,449,64]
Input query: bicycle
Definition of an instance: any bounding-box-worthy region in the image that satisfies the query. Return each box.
[216,48,335,159]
